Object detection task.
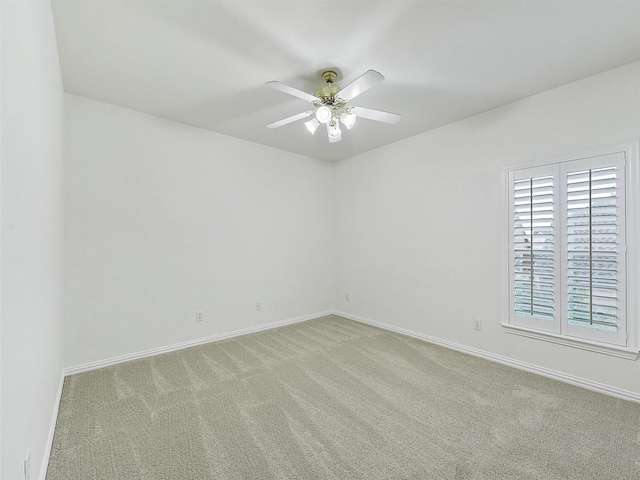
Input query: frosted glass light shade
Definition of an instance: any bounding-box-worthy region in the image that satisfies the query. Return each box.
[315,106,332,124]
[340,113,356,129]
[328,120,341,138]
[304,118,320,134]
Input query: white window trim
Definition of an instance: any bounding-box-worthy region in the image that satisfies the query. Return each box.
[501,323,638,360]
[502,141,640,359]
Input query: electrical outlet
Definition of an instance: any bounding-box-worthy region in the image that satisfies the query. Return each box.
[256,302,262,312]
[473,319,482,331]
[196,311,204,322]
[345,293,350,302]
[24,449,30,480]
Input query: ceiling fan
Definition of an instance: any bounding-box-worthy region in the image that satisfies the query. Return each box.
[266,70,401,143]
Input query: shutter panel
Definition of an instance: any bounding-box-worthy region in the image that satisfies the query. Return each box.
[513,174,555,321]
[566,166,619,331]
[508,147,630,349]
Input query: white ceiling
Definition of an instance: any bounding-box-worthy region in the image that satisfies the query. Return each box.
[51,1,640,162]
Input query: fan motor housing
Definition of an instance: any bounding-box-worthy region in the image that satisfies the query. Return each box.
[314,85,340,102]
[314,70,341,103]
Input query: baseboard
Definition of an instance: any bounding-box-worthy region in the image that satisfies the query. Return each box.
[39,372,65,480]
[332,310,640,404]
[64,310,333,376]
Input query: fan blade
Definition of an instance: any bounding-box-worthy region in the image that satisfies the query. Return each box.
[266,111,313,129]
[266,81,318,103]
[350,106,401,124]
[337,70,384,102]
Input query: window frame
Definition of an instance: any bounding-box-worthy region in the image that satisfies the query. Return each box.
[502,142,640,360]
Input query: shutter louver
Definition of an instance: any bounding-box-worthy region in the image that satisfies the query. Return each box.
[566,166,619,332]
[513,175,555,320]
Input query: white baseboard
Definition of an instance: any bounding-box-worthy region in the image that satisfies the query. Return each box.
[63,311,333,376]
[39,372,65,480]
[332,310,640,404]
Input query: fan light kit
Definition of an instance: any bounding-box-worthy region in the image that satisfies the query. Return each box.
[266,69,401,143]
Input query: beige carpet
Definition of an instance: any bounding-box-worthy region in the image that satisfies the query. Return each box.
[47,315,640,479]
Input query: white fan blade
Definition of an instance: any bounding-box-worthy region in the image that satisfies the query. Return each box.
[337,70,384,102]
[350,106,401,124]
[266,111,313,129]
[266,81,317,103]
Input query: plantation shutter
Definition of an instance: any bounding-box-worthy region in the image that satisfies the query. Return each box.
[563,154,627,345]
[510,166,559,332]
[507,145,634,352]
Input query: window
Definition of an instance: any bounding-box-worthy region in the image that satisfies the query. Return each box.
[504,143,639,358]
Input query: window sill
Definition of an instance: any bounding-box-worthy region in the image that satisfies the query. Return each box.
[501,323,639,360]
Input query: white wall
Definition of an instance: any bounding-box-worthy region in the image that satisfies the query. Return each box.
[64,94,334,367]
[334,61,640,395]
[1,1,66,479]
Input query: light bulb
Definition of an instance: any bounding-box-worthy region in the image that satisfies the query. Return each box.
[315,106,332,124]
[304,118,320,134]
[340,113,356,130]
